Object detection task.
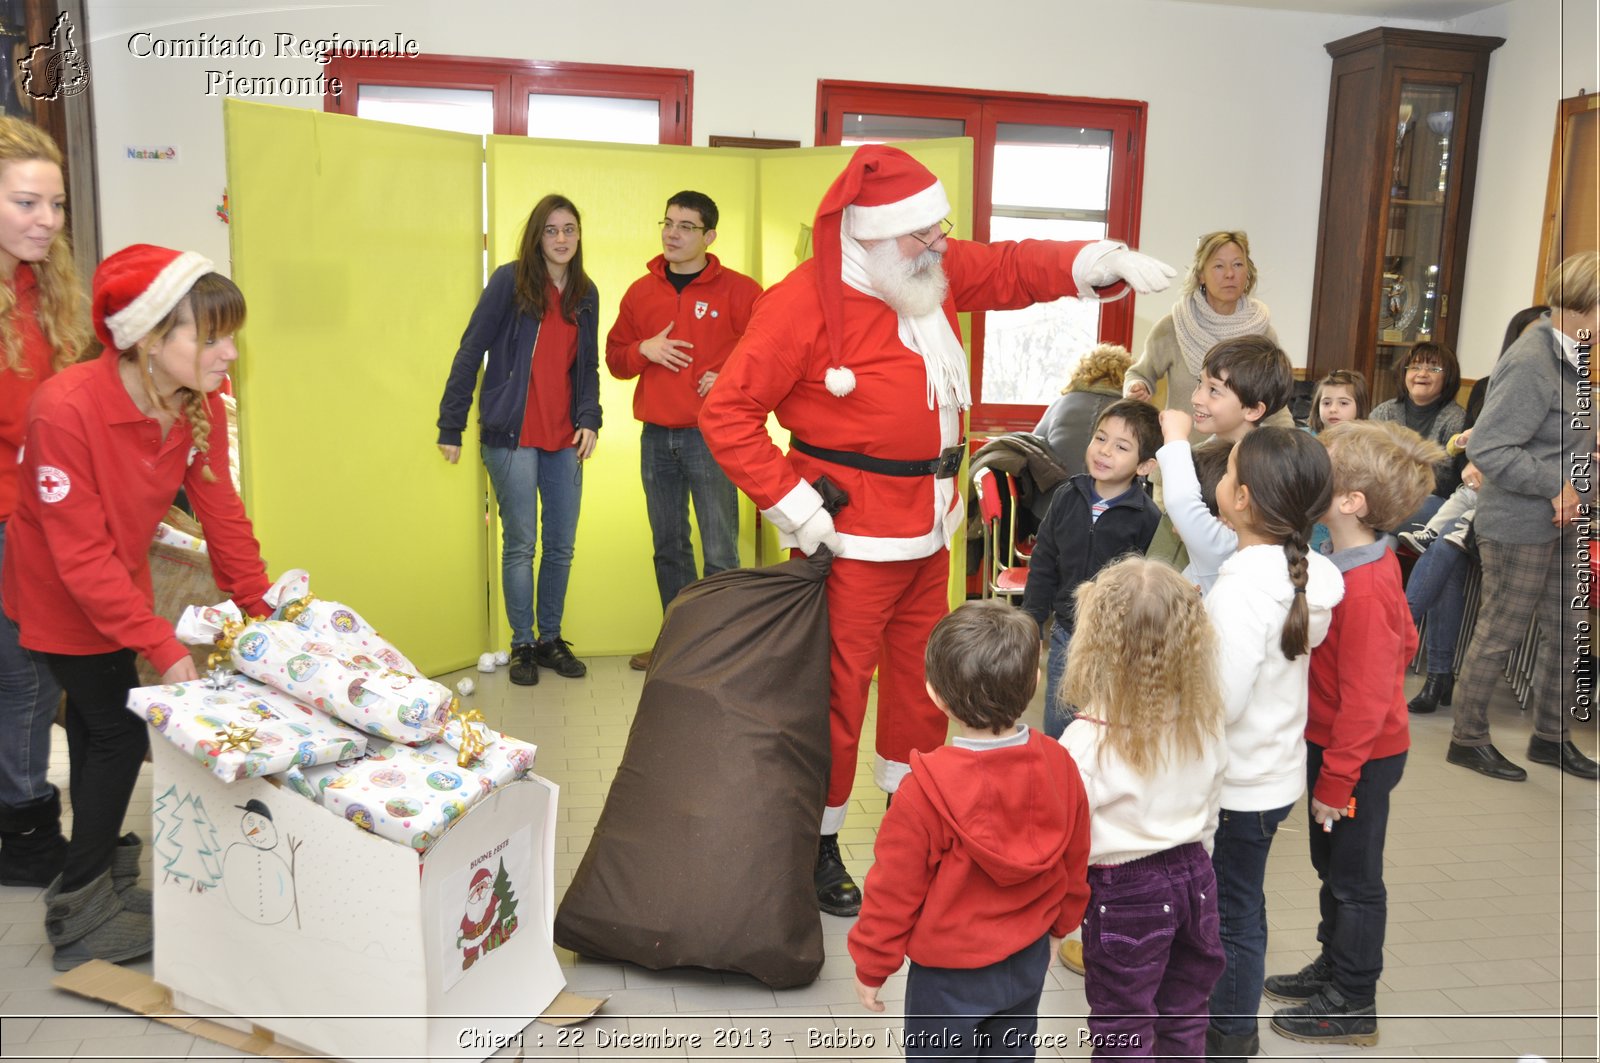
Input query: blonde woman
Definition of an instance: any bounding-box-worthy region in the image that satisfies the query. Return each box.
[1125,231,1282,441]
[2,245,272,970]
[0,116,90,890]
[1060,556,1229,1061]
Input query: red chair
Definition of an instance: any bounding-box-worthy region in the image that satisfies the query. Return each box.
[973,467,1029,600]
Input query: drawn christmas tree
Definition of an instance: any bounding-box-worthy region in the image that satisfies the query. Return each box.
[486,857,520,951]
[163,794,224,891]
[151,785,182,875]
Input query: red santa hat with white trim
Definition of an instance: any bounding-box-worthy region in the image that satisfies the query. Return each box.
[92,243,215,351]
[812,145,950,371]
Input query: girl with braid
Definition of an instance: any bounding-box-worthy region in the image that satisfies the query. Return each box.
[2,245,270,971]
[1199,427,1343,1062]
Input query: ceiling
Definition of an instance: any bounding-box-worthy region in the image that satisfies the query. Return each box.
[1158,0,1506,19]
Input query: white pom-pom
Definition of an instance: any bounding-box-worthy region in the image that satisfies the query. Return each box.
[824,366,856,397]
[476,652,496,673]
[456,677,476,697]
[493,650,509,666]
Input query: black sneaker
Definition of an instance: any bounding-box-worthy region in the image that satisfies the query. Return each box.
[533,638,586,678]
[1398,527,1438,554]
[508,644,539,686]
[814,833,861,917]
[1204,1023,1259,1062]
[1263,954,1332,1002]
[1270,986,1378,1047]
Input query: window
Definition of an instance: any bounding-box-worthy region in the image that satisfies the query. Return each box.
[819,82,1146,432]
[324,55,692,144]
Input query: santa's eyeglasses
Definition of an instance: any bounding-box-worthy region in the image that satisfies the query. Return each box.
[906,218,954,249]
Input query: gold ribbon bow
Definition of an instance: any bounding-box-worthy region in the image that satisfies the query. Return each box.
[449,699,487,768]
[207,616,250,673]
[215,722,261,753]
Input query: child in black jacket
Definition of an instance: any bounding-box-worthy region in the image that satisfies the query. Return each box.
[1022,399,1162,737]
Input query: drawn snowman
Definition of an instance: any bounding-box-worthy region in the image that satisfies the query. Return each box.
[223,799,301,927]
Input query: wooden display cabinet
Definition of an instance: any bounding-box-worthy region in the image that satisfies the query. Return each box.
[1306,28,1502,405]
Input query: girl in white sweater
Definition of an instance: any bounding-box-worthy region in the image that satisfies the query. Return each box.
[1060,556,1229,1061]
[1202,427,1344,1061]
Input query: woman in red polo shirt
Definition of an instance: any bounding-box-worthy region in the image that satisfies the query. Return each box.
[0,117,90,891]
[1,244,271,971]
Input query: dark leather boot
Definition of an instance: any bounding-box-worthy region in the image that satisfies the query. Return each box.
[0,788,68,888]
[1527,737,1600,780]
[1407,673,1454,714]
[814,833,861,917]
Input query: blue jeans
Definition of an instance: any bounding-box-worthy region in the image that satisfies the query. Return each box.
[1405,533,1470,674]
[904,932,1050,1061]
[640,424,739,608]
[482,445,581,647]
[1044,620,1075,740]
[0,522,62,810]
[1207,802,1293,1037]
[1305,745,1405,1008]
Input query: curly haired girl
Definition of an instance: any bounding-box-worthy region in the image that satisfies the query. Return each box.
[1060,556,1229,1060]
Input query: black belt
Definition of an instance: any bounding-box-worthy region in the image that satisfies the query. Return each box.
[791,438,965,479]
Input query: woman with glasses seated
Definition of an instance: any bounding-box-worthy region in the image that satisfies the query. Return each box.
[1369,342,1466,532]
[1124,231,1286,442]
[436,194,601,687]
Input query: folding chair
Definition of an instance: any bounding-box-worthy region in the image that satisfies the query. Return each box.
[972,467,1029,600]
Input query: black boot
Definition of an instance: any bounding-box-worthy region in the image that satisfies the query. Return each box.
[814,833,861,917]
[1407,673,1454,715]
[0,788,68,888]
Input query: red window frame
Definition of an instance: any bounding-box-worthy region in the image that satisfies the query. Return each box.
[323,55,693,144]
[817,81,1146,432]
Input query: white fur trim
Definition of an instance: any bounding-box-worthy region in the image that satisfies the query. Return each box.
[874,754,912,794]
[824,366,856,396]
[105,251,214,350]
[845,182,950,241]
[759,478,825,536]
[820,803,849,835]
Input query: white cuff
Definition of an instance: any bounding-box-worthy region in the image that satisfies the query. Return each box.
[874,754,912,795]
[1072,239,1130,301]
[760,478,824,535]
[820,803,849,835]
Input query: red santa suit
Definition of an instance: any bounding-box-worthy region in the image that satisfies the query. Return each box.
[699,146,1134,832]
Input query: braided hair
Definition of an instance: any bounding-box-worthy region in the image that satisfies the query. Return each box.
[1233,427,1332,659]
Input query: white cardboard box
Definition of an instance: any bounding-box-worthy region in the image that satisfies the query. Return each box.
[144,734,575,1062]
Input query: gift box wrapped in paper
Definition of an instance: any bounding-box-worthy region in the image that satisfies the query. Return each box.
[126,676,368,783]
[177,582,452,746]
[286,721,537,852]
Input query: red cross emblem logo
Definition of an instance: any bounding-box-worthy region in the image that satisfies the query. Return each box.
[694,300,709,320]
[36,465,70,503]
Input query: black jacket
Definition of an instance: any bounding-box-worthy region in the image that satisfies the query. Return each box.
[437,262,602,450]
[1021,474,1161,632]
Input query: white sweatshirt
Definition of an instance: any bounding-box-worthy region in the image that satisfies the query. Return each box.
[1156,439,1237,594]
[1061,717,1228,866]
[1204,543,1344,812]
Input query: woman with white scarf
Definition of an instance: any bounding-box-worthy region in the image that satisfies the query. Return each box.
[1125,231,1281,442]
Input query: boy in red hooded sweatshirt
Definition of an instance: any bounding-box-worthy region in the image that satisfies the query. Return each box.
[849,600,1091,1060]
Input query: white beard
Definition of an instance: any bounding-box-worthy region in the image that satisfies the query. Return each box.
[864,240,949,318]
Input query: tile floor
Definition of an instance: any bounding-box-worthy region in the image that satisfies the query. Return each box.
[0,653,1595,1062]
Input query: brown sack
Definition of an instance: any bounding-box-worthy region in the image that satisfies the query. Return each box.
[554,550,832,988]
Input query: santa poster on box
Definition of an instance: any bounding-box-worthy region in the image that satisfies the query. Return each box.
[441,824,533,992]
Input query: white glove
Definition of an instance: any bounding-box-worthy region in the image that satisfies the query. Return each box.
[792,507,842,557]
[1085,248,1178,295]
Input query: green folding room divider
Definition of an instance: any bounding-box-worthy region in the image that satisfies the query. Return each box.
[224,98,972,672]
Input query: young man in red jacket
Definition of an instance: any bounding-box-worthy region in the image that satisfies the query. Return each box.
[849,601,1090,1057]
[606,191,761,670]
[1265,421,1444,1048]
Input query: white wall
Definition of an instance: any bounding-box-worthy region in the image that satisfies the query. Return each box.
[1447,0,1598,374]
[84,0,1462,370]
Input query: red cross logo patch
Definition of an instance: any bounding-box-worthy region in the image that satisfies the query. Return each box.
[36,465,70,503]
[694,300,708,320]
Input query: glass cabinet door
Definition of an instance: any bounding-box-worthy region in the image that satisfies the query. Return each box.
[1374,80,1460,404]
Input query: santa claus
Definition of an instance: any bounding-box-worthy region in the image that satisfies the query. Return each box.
[458,866,498,969]
[699,144,1174,916]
